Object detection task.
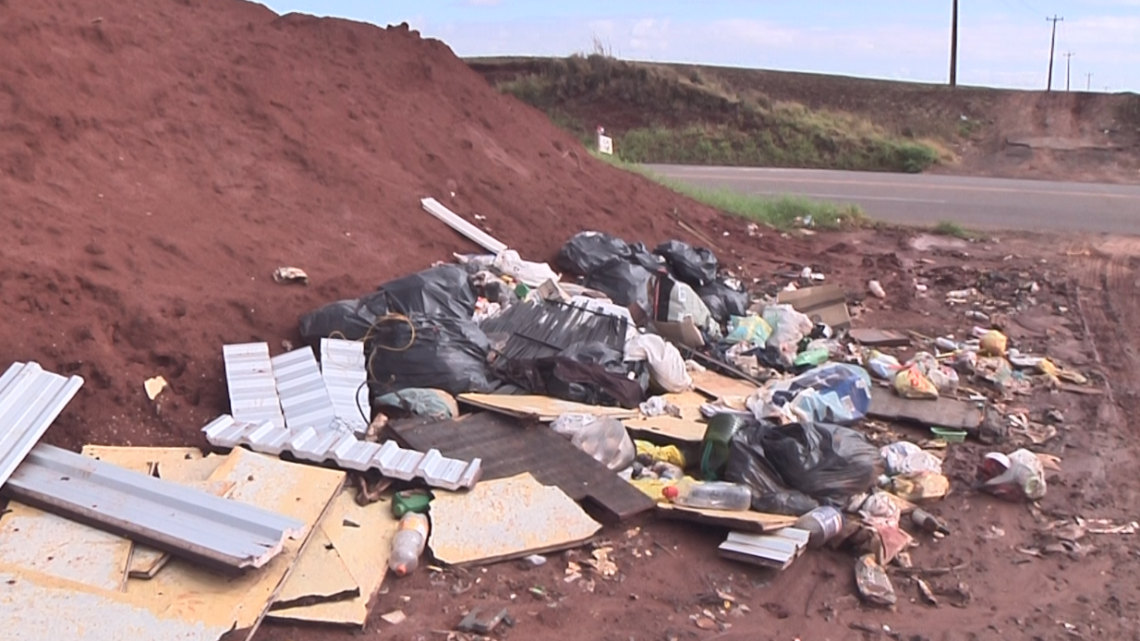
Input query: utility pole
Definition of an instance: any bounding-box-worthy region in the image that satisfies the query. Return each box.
[949,0,959,86]
[1063,52,1075,92]
[1085,72,1093,91]
[1045,15,1063,91]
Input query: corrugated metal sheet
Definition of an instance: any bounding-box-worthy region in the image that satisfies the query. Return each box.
[1,444,306,571]
[0,361,84,487]
[272,347,339,432]
[320,338,369,435]
[202,415,481,491]
[223,343,285,429]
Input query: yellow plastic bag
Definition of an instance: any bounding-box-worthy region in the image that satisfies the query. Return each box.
[635,440,687,468]
[889,472,950,502]
[979,330,1009,357]
[894,366,939,399]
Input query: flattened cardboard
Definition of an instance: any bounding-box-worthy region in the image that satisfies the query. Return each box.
[656,503,797,533]
[778,284,851,330]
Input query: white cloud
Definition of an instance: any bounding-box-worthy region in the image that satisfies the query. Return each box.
[464,0,501,6]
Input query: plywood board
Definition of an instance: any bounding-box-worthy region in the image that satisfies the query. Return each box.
[0,502,132,591]
[777,284,851,330]
[80,446,204,472]
[656,503,797,533]
[622,390,709,443]
[868,393,982,433]
[122,449,345,640]
[429,473,602,566]
[690,370,758,401]
[267,489,401,628]
[849,328,911,347]
[458,393,638,422]
[269,528,357,608]
[391,413,655,521]
[0,562,231,641]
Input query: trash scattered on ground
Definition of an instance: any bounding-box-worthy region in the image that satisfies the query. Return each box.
[272,266,310,285]
[380,610,407,625]
[143,375,168,401]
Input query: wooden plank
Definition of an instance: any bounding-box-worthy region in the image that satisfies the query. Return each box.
[390,413,655,521]
[457,393,638,422]
[778,284,851,330]
[655,503,797,533]
[421,197,507,254]
[122,449,346,641]
[849,328,911,347]
[267,489,400,628]
[428,473,602,567]
[0,502,132,592]
[868,393,983,433]
[622,390,709,443]
[690,370,757,401]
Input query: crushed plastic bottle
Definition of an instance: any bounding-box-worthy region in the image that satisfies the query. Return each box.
[388,512,430,577]
[662,479,752,511]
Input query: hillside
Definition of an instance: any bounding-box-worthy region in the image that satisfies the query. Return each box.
[0,0,756,450]
[470,56,1140,183]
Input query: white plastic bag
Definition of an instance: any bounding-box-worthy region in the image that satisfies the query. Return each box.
[880,442,943,476]
[492,250,560,288]
[625,333,692,393]
[762,305,814,366]
[550,413,636,471]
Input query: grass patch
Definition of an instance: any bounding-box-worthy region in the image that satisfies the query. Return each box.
[596,152,866,230]
[932,221,974,239]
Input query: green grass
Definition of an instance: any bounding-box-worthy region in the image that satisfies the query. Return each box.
[595,152,866,230]
[932,220,974,239]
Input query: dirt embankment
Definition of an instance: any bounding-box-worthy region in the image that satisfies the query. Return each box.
[471,56,1140,183]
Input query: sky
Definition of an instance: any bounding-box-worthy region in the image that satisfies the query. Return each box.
[263,1,1140,92]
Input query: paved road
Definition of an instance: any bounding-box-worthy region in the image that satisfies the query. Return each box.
[647,165,1140,235]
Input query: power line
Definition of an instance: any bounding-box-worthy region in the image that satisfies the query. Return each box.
[1045,15,1063,92]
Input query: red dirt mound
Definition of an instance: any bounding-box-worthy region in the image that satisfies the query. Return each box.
[0,0,739,449]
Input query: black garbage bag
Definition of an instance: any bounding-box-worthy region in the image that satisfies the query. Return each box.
[724,421,820,516]
[655,240,718,288]
[543,341,647,409]
[761,422,882,504]
[627,241,667,272]
[698,280,750,324]
[298,290,392,344]
[582,258,656,316]
[367,314,496,396]
[376,264,477,319]
[557,231,632,275]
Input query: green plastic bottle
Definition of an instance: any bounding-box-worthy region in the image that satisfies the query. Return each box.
[700,414,746,481]
[392,490,432,518]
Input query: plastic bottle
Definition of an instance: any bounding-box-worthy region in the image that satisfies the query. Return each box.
[662,479,752,511]
[793,506,845,548]
[388,512,430,577]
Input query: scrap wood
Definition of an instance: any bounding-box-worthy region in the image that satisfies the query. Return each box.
[456,393,638,422]
[0,562,231,641]
[267,488,400,628]
[848,328,911,347]
[421,197,507,254]
[622,390,709,443]
[688,369,760,401]
[429,473,602,567]
[121,448,346,641]
[867,393,983,434]
[656,503,797,533]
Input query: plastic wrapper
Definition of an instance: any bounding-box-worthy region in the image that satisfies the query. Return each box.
[760,421,882,504]
[639,395,681,418]
[894,365,939,399]
[880,441,944,476]
[367,314,496,396]
[979,330,1009,356]
[855,554,896,607]
[762,305,815,367]
[654,240,718,288]
[625,333,692,393]
[978,449,1046,501]
[491,250,560,288]
[910,352,960,394]
[374,388,458,420]
[634,440,687,468]
[726,315,772,345]
[698,280,749,324]
[864,350,902,380]
[551,413,636,471]
[888,471,950,502]
[723,422,821,516]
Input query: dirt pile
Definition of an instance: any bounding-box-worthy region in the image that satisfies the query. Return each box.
[0,0,736,449]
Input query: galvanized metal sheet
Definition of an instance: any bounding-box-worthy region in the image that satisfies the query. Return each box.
[2,444,306,570]
[1,563,230,641]
[429,473,601,566]
[320,338,370,435]
[272,347,339,432]
[0,362,84,487]
[223,343,285,429]
[202,415,481,490]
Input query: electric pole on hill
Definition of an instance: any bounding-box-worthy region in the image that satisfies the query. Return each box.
[1086,72,1093,91]
[1063,52,1075,92]
[1045,15,1064,92]
[949,0,959,86]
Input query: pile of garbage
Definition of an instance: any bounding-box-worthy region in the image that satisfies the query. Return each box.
[0,202,1100,639]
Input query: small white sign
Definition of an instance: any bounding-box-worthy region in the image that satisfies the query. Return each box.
[597,134,614,155]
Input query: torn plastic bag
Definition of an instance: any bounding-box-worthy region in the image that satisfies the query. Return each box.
[492,250,561,288]
[550,413,636,471]
[367,314,496,396]
[582,257,656,317]
[750,363,873,426]
[544,341,648,409]
[624,333,692,393]
[698,280,749,324]
[298,293,387,343]
[627,242,667,272]
[557,231,632,275]
[723,421,821,515]
[654,277,721,339]
[374,388,459,420]
[376,264,478,319]
[726,315,773,345]
[760,421,881,504]
[763,305,815,367]
[655,240,718,288]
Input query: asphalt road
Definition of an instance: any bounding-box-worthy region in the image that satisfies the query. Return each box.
[647,165,1140,235]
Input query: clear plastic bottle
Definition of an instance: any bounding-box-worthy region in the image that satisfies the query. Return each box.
[662,479,752,511]
[388,512,430,577]
[793,506,845,548]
